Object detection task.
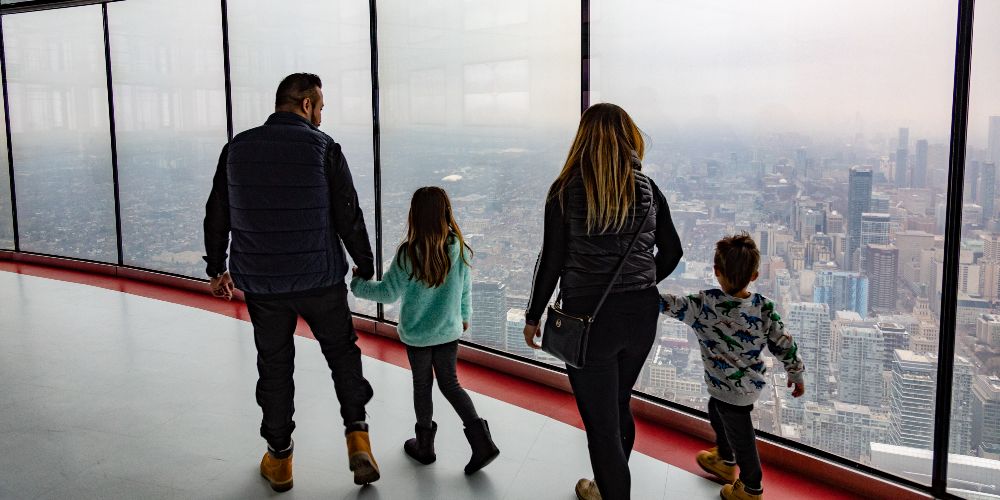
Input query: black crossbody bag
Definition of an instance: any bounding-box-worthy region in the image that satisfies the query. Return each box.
[542,203,652,369]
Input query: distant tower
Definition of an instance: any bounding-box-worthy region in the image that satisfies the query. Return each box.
[847,167,873,271]
[982,162,996,225]
[912,139,928,188]
[867,244,899,313]
[989,116,1000,165]
[785,302,832,403]
[896,127,909,188]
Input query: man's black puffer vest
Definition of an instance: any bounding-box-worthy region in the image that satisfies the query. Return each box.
[226,112,344,296]
[560,170,657,298]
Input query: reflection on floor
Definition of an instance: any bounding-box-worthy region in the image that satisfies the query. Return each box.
[0,269,858,499]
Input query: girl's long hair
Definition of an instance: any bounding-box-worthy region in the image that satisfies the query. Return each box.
[549,103,645,234]
[396,186,472,288]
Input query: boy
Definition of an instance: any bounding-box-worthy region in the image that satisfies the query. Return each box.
[660,232,805,500]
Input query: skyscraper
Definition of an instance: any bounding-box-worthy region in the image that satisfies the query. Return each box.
[867,244,899,313]
[803,402,889,462]
[912,139,928,188]
[888,350,974,454]
[813,270,869,319]
[966,160,980,204]
[983,162,997,225]
[973,375,1000,457]
[888,350,936,450]
[839,326,884,407]
[896,127,909,188]
[470,281,507,351]
[846,167,873,271]
[860,213,891,273]
[875,321,909,371]
[786,302,832,403]
[989,116,1000,165]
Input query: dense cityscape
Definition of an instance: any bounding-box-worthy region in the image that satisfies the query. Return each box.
[0,1,998,497]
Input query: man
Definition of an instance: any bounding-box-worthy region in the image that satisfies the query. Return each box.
[203,73,379,491]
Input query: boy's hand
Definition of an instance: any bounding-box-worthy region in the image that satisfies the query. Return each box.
[788,380,806,398]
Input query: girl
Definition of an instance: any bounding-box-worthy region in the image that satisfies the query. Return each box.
[351,186,499,474]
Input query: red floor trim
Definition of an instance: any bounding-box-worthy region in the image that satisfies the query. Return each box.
[1,261,864,499]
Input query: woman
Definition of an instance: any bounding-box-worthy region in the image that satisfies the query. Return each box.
[524,103,683,500]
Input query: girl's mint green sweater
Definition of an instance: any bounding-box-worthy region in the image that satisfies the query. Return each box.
[350,238,471,347]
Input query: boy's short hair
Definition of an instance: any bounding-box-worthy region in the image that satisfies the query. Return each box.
[715,232,760,295]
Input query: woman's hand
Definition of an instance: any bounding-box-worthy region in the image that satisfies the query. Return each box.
[523,324,541,349]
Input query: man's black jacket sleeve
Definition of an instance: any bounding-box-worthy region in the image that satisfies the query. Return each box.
[203,144,231,277]
[326,143,375,280]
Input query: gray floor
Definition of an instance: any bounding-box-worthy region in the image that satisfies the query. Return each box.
[0,271,721,499]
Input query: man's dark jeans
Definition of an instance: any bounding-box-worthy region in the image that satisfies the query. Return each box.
[246,284,373,452]
[708,397,763,493]
[564,287,659,500]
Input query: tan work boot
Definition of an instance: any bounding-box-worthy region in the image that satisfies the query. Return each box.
[721,479,764,500]
[346,429,380,485]
[696,447,737,483]
[259,450,293,492]
[575,478,602,500]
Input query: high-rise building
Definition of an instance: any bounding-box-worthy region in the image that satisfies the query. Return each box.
[867,244,899,313]
[470,281,507,351]
[989,116,1000,165]
[912,139,928,188]
[846,167,873,271]
[896,127,909,188]
[976,314,1000,347]
[973,375,1000,458]
[888,350,936,450]
[860,212,891,273]
[505,308,536,359]
[786,302,832,403]
[981,162,996,225]
[814,270,869,319]
[888,350,974,454]
[966,160,980,204]
[827,211,844,234]
[875,322,909,371]
[803,402,889,462]
[839,326,884,407]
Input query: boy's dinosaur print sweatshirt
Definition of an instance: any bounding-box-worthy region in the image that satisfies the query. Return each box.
[660,289,805,407]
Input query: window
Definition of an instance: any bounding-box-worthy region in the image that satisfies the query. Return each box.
[949,0,1000,496]
[377,0,579,360]
[592,0,958,483]
[4,6,117,262]
[0,95,13,250]
[227,0,377,316]
[108,0,228,277]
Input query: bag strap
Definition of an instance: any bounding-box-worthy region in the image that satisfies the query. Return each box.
[588,195,652,321]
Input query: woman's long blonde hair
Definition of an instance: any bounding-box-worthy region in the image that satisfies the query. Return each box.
[396,186,472,288]
[549,103,645,234]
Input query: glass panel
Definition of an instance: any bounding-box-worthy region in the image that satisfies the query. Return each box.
[108,0,228,277]
[0,94,13,250]
[378,0,579,361]
[227,0,377,316]
[593,0,958,483]
[949,0,1000,496]
[5,6,117,262]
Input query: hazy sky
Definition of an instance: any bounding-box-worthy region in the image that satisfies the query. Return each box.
[592,0,1000,146]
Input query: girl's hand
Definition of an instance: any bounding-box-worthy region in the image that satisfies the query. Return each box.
[523,324,541,349]
[463,322,469,331]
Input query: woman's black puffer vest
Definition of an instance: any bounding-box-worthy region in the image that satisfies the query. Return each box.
[559,170,657,298]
